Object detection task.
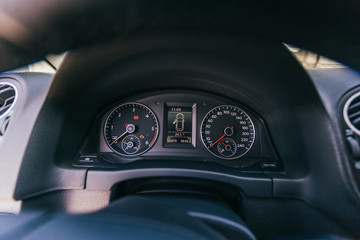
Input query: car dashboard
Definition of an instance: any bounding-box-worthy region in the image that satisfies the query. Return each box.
[0,34,359,239]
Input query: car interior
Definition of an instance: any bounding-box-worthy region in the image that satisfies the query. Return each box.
[0,0,359,239]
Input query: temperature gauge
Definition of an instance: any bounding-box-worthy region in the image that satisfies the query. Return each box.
[122,135,141,154]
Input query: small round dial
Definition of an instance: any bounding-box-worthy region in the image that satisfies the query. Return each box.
[201,105,255,159]
[122,135,141,154]
[217,138,237,157]
[104,102,159,156]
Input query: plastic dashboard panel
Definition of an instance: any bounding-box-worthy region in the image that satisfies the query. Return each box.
[75,91,279,171]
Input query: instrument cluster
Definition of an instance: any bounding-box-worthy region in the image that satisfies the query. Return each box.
[75,91,279,170]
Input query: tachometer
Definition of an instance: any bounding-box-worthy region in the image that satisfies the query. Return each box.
[104,102,159,156]
[201,105,255,159]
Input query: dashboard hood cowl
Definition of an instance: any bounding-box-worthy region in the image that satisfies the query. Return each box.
[0,0,359,72]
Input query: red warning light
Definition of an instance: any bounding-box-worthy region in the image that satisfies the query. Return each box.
[134,116,139,120]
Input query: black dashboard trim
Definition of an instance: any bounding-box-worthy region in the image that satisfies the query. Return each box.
[86,168,273,197]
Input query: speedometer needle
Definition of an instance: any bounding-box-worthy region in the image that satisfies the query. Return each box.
[110,131,127,145]
[209,134,225,148]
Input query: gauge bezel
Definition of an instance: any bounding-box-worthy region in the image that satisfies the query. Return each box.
[103,102,159,157]
[200,105,256,160]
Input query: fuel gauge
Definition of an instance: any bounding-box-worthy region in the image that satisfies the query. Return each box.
[217,138,237,157]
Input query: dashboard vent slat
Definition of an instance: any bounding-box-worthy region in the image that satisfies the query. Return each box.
[0,83,17,117]
[349,112,360,120]
[348,101,360,114]
[351,118,360,129]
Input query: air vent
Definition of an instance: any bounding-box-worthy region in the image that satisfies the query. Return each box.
[0,83,17,118]
[343,92,360,135]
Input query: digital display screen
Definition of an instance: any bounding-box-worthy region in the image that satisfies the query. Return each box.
[165,106,193,145]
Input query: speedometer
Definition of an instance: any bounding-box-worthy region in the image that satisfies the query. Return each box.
[201,105,255,159]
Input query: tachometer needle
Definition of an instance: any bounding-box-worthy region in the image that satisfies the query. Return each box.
[110,131,127,145]
[209,134,225,148]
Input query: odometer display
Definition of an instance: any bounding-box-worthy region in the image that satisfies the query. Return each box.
[201,105,255,159]
[104,102,159,157]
